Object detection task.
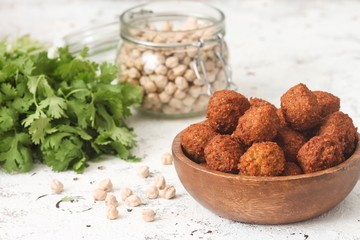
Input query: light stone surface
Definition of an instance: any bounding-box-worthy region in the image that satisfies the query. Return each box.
[1,0,360,239]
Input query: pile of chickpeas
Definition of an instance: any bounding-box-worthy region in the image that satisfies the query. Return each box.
[116,17,228,115]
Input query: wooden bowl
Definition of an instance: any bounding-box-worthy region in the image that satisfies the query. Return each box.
[172,133,360,224]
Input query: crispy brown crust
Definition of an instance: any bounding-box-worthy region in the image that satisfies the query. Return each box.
[232,105,280,146]
[318,111,358,158]
[238,142,285,176]
[281,162,303,176]
[297,135,345,173]
[275,127,307,163]
[280,83,321,131]
[249,97,276,110]
[313,90,340,118]
[204,135,245,173]
[206,90,250,134]
[276,108,288,128]
[180,122,218,163]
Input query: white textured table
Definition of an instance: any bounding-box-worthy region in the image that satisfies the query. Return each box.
[1,0,360,239]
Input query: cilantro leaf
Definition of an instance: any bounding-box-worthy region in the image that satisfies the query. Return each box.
[39,95,67,119]
[28,116,56,144]
[0,132,33,172]
[0,107,18,133]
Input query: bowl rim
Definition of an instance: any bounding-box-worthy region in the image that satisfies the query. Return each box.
[172,132,360,182]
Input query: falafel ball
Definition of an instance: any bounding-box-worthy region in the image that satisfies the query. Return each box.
[232,105,280,146]
[276,108,288,128]
[280,83,321,131]
[206,90,250,134]
[297,135,345,173]
[238,142,285,176]
[204,135,245,173]
[282,162,303,176]
[313,90,340,118]
[249,97,276,110]
[180,122,218,163]
[318,111,358,158]
[275,127,307,162]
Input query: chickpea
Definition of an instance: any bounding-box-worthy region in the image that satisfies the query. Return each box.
[98,178,113,192]
[155,65,168,75]
[175,76,189,90]
[154,176,166,190]
[159,92,171,103]
[184,69,196,81]
[120,187,133,201]
[161,152,173,165]
[153,75,168,89]
[125,195,142,207]
[174,89,186,100]
[93,188,107,201]
[107,206,119,220]
[145,185,159,199]
[50,179,63,194]
[163,21,173,31]
[164,82,177,95]
[142,209,156,222]
[128,67,140,79]
[161,185,176,199]
[138,165,150,178]
[172,64,187,77]
[165,56,179,68]
[183,95,196,107]
[169,98,183,109]
[105,194,119,207]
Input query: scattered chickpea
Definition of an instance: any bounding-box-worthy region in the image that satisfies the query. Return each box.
[142,209,156,222]
[93,188,107,201]
[50,179,63,194]
[154,176,166,190]
[138,165,150,178]
[145,185,159,199]
[107,206,119,220]
[161,152,173,165]
[125,195,142,207]
[98,178,113,192]
[161,185,176,200]
[121,187,133,201]
[105,194,119,207]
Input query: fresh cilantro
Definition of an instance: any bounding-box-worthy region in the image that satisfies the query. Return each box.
[0,36,143,173]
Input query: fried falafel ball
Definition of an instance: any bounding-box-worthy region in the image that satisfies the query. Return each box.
[297,135,345,173]
[180,122,218,163]
[232,105,280,146]
[282,162,303,176]
[280,83,321,131]
[275,127,307,162]
[249,97,276,110]
[318,111,358,158]
[204,135,245,173]
[238,142,285,176]
[313,90,340,118]
[206,90,250,134]
[276,108,288,128]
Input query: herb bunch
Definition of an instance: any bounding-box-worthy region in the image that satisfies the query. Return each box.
[0,36,143,173]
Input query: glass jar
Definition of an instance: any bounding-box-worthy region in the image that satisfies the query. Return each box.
[116,1,233,118]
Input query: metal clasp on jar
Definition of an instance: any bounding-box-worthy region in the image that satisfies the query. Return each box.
[192,33,234,96]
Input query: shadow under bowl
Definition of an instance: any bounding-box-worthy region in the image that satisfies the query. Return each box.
[172,132,360,224]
